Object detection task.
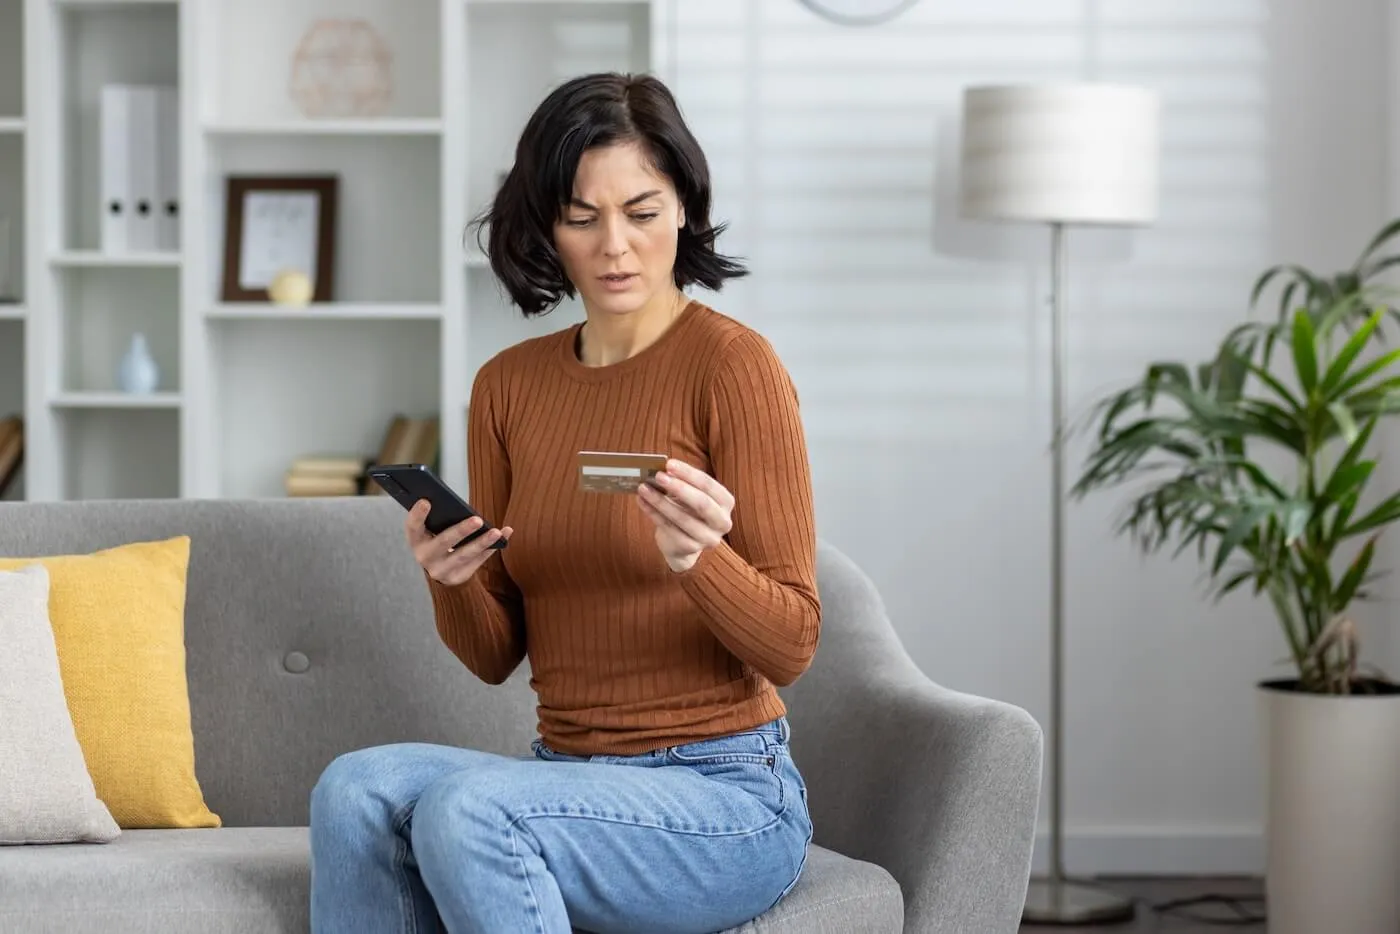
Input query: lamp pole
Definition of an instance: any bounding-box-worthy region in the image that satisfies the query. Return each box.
[1021,221,1135,925]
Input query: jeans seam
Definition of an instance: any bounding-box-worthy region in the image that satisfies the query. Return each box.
[511,808,784,839]
[507,819,547,934]
[390,803,419,934]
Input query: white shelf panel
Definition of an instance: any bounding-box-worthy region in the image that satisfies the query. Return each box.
[51,391,182,410]
[464,250,489,268]
[0,118,22,134]
[207,303,443,321]
[52,250,181,268]
[204,118,443,137]
[0,304,23,321]
[54,1,179,7]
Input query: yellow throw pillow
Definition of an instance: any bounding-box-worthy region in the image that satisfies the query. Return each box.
[0,536,220,829]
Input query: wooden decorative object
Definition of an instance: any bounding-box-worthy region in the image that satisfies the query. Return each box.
[221,176,338,304]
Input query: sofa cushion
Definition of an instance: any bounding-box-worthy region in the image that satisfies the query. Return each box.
[0,829,309,934]
[0,566,120,845]
[731,844,904,933]
[0,829,901,934]
[0,537,221,830]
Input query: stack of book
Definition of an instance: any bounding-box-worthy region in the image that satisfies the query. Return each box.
[283,414,440,497]
[0,415,22,498]
[283,455,366,497]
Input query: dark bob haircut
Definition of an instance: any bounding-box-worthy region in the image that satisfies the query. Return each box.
[470,72,747,317]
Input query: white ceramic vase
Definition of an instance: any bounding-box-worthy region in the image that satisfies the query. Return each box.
[1260,679,1400,934]
[117,332,159,394]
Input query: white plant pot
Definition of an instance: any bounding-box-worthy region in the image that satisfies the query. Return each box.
[1260,679,1400,934]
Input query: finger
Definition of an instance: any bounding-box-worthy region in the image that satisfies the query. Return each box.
[403,499,432,542]
[640,484,719,546]
[429,526,508,583]
[439,516,487,552]
[666,459,734,510]
[637,495,706,553]
[650,473,728,530]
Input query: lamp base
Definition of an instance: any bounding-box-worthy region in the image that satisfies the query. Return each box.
[1022,878,1137,926]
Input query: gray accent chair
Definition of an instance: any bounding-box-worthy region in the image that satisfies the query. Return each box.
[0,497,1041,933]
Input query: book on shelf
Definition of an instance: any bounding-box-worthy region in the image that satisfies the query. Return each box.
[0,415,23,499]
[283,414,439,498]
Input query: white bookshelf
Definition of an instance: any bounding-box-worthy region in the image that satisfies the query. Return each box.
[11,0,659,502]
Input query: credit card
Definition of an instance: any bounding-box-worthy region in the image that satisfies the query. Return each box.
[577,451,668,494]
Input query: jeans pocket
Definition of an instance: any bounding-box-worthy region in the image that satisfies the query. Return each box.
[664,730,777,767]
[531,738,586,763]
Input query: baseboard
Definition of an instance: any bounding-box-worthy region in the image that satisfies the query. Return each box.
[1031,826,1263,876]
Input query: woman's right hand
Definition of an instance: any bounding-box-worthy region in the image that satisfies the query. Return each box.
[404,499,513,586]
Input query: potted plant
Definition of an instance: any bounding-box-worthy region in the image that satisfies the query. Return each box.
[1071,221,1400,934]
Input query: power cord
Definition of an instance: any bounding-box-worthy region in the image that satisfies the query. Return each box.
[1145,892,1266,926]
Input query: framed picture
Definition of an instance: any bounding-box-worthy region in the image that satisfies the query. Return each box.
[221,175,338,303]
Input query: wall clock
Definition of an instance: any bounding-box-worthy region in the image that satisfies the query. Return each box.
[798,0,921,26]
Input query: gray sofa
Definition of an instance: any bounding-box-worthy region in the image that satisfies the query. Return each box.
[0,497,1041,933]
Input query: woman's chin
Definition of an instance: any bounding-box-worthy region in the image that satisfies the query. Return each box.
[583,289,649,317]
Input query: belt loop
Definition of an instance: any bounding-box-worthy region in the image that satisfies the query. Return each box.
[780,717,790,743]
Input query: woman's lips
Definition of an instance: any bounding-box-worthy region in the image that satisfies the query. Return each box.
[599,273,638,291]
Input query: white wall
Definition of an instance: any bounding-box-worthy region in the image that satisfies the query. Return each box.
[661,0,1390,874]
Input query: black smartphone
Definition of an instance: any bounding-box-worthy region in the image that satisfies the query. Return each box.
[367,463,507,550]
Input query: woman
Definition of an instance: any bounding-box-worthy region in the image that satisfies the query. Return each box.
[309,72,820,934]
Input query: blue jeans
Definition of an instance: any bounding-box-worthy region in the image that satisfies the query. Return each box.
[308,717,813,934]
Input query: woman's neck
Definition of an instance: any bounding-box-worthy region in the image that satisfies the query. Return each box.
[577,288,688,367]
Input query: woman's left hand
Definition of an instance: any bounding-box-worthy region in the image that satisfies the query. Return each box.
[638,459,734,572]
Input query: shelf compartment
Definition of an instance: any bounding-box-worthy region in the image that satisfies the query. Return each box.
[0,317,20,500]
[56,407,179,500]
[206,0,441,127]
[465,1,650,217]
[212,318,440,498]
[55,265,181,394]
[0,0,20,121]
[207,135,441,304]
[53,0,179,254]
[206,302,442,321]
[0,131,23,303]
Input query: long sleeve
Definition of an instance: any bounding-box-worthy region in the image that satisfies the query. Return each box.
[425,357,527,684]
[675,330,822,686]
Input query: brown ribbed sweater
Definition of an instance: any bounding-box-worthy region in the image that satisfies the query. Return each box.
[426,299,821,756]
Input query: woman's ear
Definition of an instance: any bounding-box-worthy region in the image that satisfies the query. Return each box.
[677,203,686,229]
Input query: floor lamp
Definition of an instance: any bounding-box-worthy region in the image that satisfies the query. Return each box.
[957,84,1160,926]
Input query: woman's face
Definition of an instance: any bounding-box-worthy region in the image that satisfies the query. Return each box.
[554,141,686,318]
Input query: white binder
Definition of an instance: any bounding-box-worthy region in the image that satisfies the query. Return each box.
[99,84,168,254]
[155,87,180,252]
[99,85,131,254]
[126,86,159,252]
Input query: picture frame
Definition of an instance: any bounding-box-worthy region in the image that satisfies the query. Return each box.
[221,175,338,303]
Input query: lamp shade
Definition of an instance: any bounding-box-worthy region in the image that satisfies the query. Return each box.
[958,83,1160,226]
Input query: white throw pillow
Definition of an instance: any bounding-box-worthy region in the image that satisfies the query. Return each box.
[0,564,120,844]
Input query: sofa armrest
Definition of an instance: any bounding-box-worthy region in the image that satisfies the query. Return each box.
[789,662,1042,933]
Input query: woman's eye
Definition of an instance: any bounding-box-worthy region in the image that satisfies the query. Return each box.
[632,213,658,223]
[565,217,593,228]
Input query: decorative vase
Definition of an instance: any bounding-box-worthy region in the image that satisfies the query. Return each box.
[1260,679,1400,934]
[117,333,159,394]
[289,19,393,119]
